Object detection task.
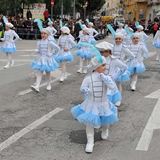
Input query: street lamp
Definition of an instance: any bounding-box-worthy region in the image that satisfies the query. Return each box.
[82,1,88,20]
[51,0,54,20]
[61,0,63,19]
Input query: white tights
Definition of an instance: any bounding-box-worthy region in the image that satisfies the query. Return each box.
[6,53,12,63]
[116,82,122,93]
[156,48,160,58]
[131,72,138,82]
[36,70,51,84]
[61,61,67,73]
[86,125,109,135]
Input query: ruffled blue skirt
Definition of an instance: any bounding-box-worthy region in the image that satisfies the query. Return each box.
[71,102,118,127]
[75,50,92,59]
[1,47,17,53]
[128,65,146,75]
[115,71,130,82]
[30,56,59,72]
[54,54,74,63]
[153,43,160,48]
[107,91,122,104]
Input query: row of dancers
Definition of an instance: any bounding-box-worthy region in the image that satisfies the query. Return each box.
[0,20,151,153]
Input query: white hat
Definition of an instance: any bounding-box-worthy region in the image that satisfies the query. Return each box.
[60,26,70,34]
[137,25,144,30]
[132,33,141,39]
[82,24,86,28]
[41,28,50,35]
[88,56,106,71]
[88,22,93,26]
[128,27,133,32]
[95,42,113,51]
[82,27,90,34]
[115,32,125,39]
[48,21,53,25]
[118,23,124,26]
[5,23,13,28]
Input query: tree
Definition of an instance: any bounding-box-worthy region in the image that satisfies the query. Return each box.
[76,0,105,18]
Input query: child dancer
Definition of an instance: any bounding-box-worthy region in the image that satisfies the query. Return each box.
[128,33,148,91]
[76,27,92,74]
[71,56,118,153]
[112,32,135,94]
[55,26,76,82]
[30,28,60,92]
[46,20,57,43]
[153,28,160,60]
[95,41,128,106]
[135,25,148,46]
[116,23,127,44]
[0,22,19,69]
[88,22,99,44]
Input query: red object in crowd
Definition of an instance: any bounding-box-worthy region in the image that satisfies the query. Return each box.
[153,24,159,31]
[43,10,49,19]
[51,0,54,7]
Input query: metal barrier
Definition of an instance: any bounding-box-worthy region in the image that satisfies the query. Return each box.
[15,27,41,39]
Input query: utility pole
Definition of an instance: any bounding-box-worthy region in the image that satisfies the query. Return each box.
[73,0,76,19]
[51,0,54,20]
[61,0,63,19]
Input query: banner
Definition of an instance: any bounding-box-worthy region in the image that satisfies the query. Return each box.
[23,9,45,20]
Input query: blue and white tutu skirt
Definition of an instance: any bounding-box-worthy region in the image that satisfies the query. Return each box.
[30,56,59,72]
[54,52,74,63]
[91,39,97,45]
[115,70,130,82]
[153,43,160,48]
[71,99,118,127]
[75,50,92,59]
[1,41,17,53]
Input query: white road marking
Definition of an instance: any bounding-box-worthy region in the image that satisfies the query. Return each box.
[19,55,37,57]
[18,69,71,96]
[136,89,160,151]
[0,108,63,152]
[17,50,35,51]
[0,59,32,62]
[0,63,29,70]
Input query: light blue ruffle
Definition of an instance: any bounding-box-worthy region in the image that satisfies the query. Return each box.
[71,105,118,127]
[30,61,59,72]
[115,71,130,82]
[91,39,97,44]
[128,65,146,75]
[153,43,160,48]
[107,92,122,104]
[75,50,92,59]
[1,47,17,53]
[54,54,74,63]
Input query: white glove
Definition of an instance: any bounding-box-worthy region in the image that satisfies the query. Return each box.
[99,73,106,81]
[46,53,53,57]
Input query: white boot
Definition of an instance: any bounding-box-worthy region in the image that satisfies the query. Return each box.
[4,62,10,69]
[60,73,65,82]
[46,82,51,91]
[85,134,94,153]
[115,100,121,107]
[101,128,109,140]
[77,67,82,74]
[30,82,40,92]
[131,81,136,91]
[83,68,87,74]
[64,73,67,80]
[10,60,15,66]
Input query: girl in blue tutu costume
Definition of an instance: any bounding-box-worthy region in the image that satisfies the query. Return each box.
[46,19,57,44]
[95,42,128,107]
[88,22,99,44]
[30,28,60,92]
[128,33,148,91]
[0,22,19,69]
[54,26,76,82]
[71,56,118,153]
[76,27,92,74]
[112,32,135,94]
[153,28,160,61]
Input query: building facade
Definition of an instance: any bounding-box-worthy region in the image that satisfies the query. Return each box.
[124,0,147,21]
[146,0,160,22]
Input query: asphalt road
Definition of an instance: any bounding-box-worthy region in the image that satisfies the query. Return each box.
[0,35,160,160]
